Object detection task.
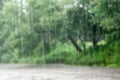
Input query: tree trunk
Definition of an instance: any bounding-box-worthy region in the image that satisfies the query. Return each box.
[68,35,82,53]
[92,24,98,48]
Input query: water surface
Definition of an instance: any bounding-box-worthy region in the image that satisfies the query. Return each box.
[0,64,120,80]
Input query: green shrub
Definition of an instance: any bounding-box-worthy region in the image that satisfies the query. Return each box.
[1,53,12,63]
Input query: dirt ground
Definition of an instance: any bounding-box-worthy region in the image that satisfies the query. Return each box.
[0,64,120,80]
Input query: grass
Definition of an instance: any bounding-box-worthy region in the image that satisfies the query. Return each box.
[0,40,119,67]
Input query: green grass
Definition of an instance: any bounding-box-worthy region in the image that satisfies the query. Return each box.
[0,40,119,67]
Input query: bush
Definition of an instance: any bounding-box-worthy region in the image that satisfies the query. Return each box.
[43,42,78,63]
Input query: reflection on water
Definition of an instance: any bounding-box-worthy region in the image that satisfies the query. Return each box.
[0,64,120,80]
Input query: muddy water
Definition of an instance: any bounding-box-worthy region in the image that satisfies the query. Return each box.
[0,64,120,80]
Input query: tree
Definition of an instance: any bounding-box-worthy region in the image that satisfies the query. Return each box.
[93,0,120,44]
[65,0,105,52]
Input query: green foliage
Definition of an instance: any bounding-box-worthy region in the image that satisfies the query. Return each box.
[44,42,77,63]
[0,0,119,67]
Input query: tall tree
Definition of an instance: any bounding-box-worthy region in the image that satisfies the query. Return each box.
[93,0,120,44]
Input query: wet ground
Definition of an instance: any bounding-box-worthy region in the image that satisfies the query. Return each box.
[0,64,120,80]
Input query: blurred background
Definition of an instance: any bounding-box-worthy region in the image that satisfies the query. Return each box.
[0,0,120,67]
